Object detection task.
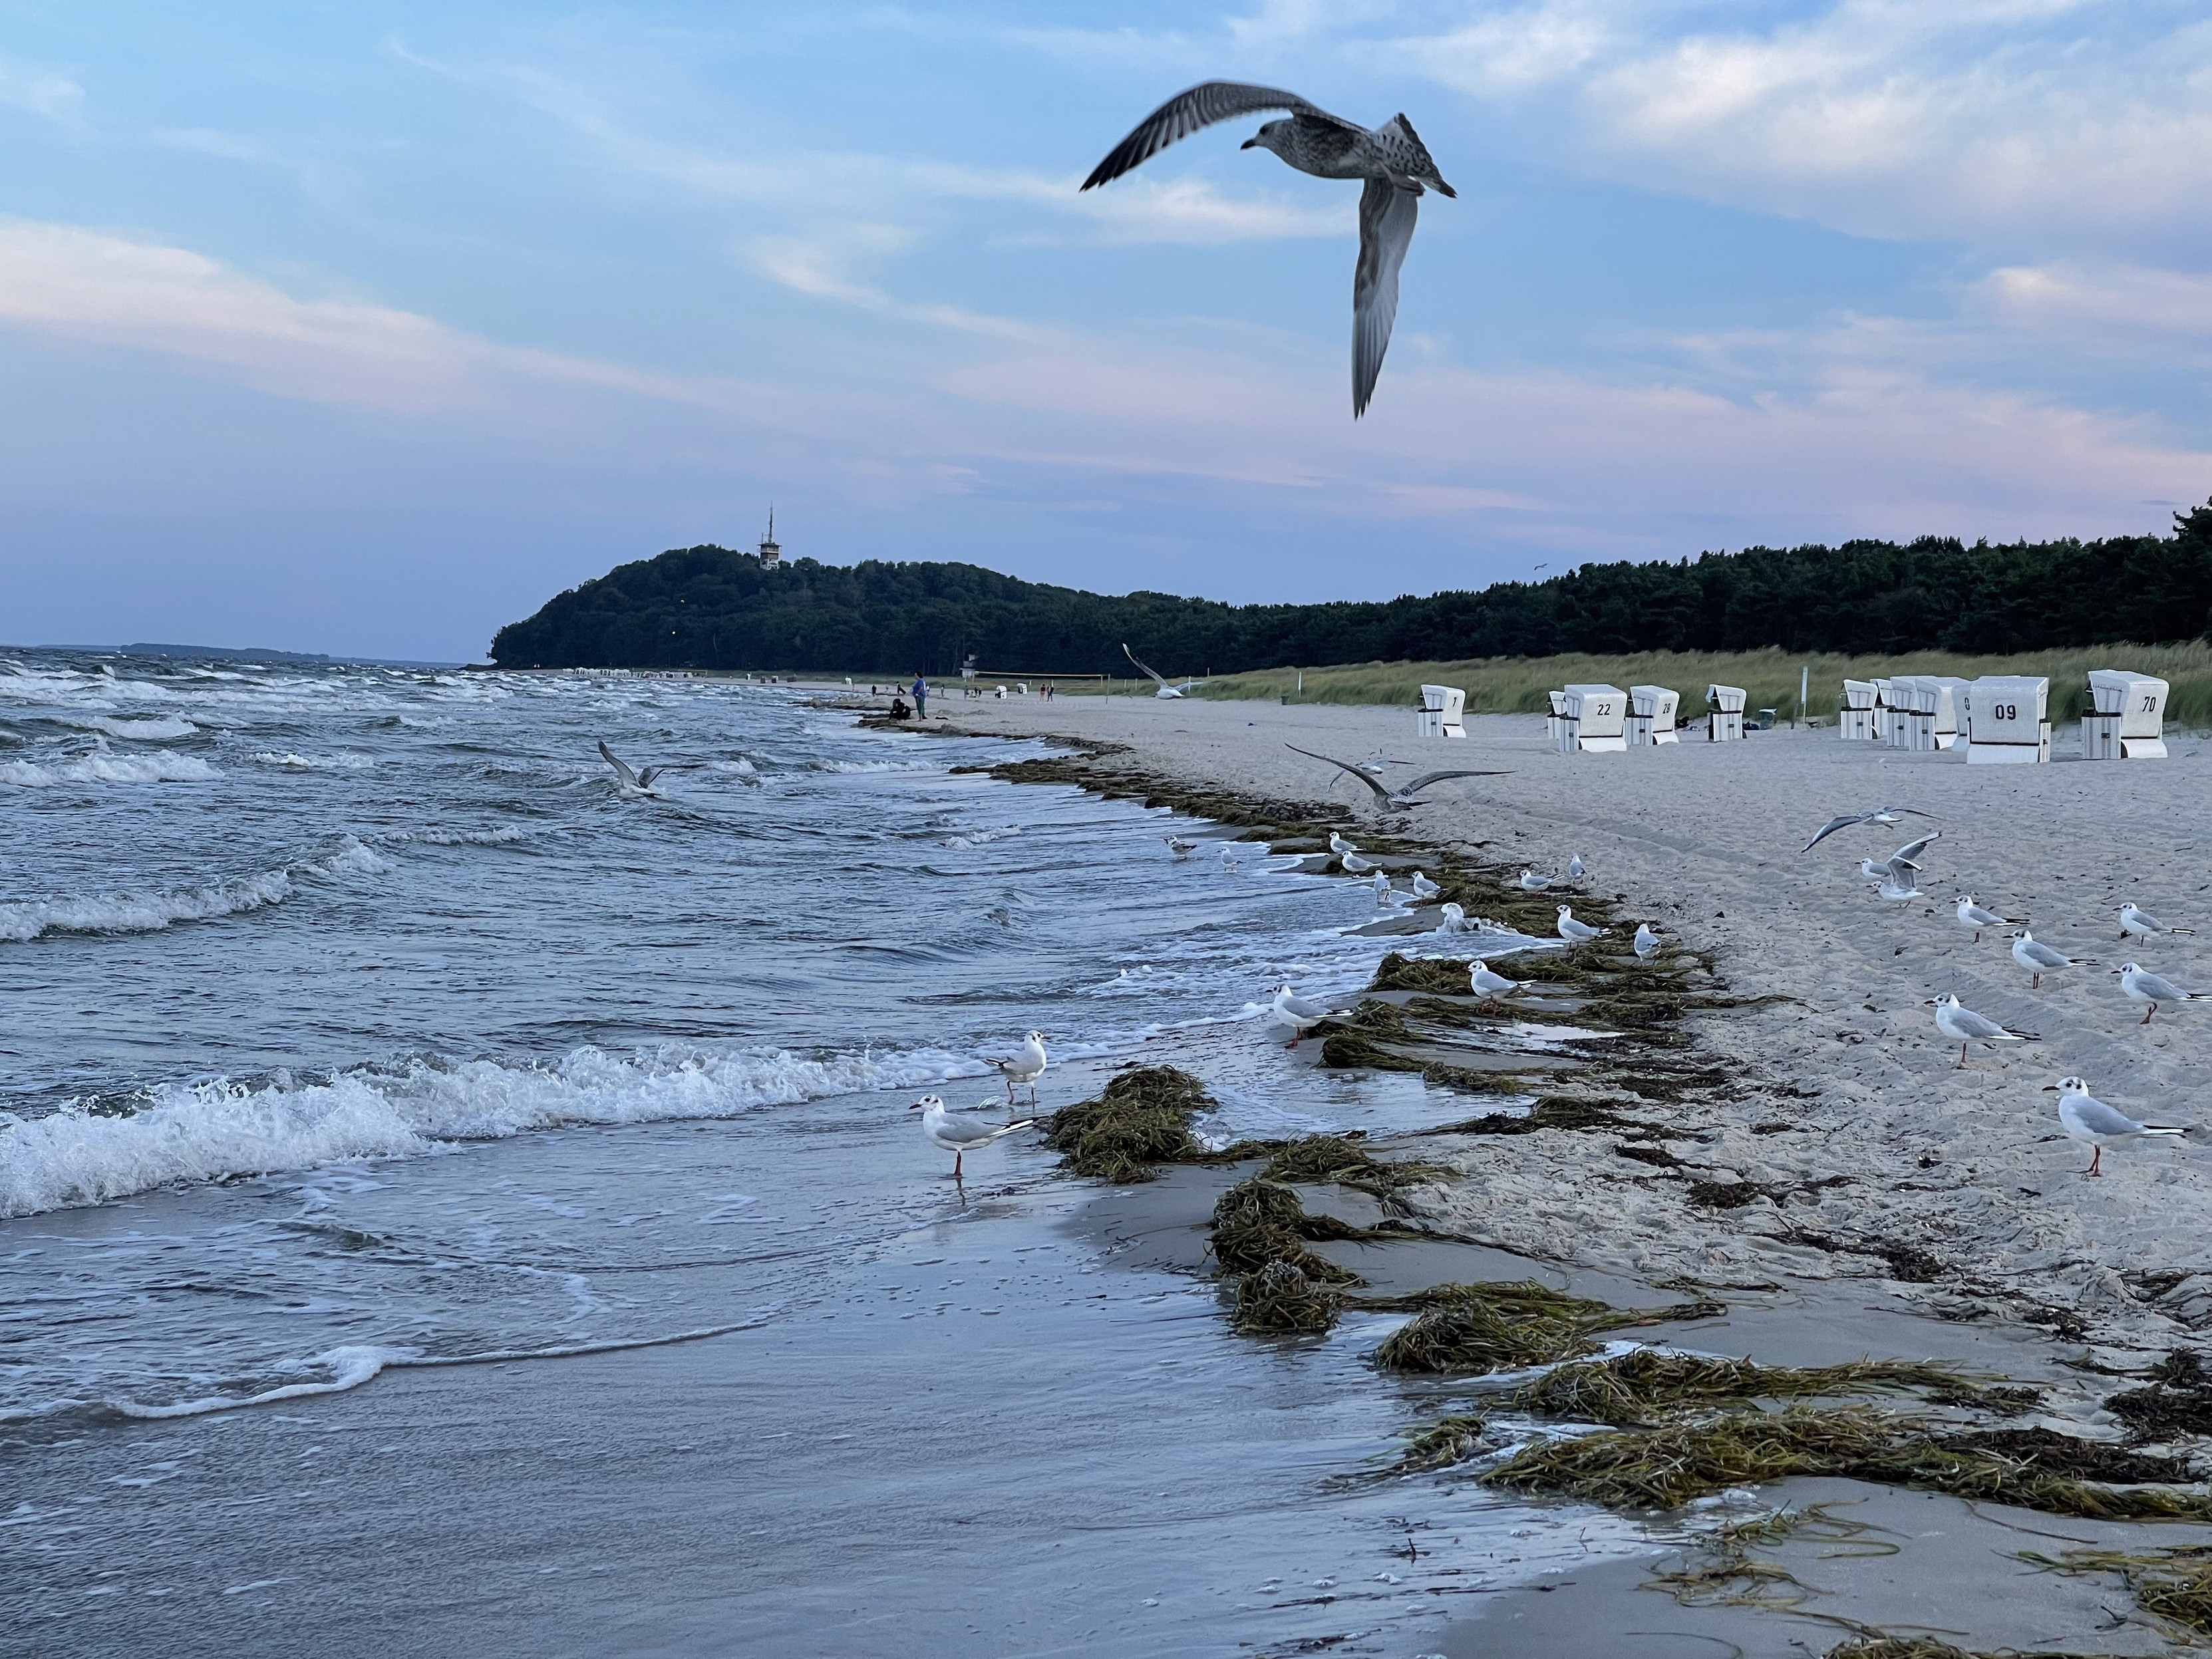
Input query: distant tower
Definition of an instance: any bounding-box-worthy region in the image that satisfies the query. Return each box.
[757,506,782,571]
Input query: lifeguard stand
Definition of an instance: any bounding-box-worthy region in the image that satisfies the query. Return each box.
[1556,684,1628,753]
[2083,671,2169,760]
[1839,680,1877,741]
[1966,675,2050,764]
[1706,684,1746,742]
[1416,684,1467,738]
[1627,684,1680,746]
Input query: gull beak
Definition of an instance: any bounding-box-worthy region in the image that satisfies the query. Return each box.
[908,1102,924,1111]
[1922,998,1939,1006]
[2042,1084,2059,1092]
[1240,136,1259,148]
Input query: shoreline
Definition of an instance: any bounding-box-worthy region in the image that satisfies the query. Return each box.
[897,693,2212,1655]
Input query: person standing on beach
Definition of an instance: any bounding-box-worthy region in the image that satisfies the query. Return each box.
[911,672,928,720]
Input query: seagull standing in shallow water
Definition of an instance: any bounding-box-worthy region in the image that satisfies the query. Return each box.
[1271,985,1334,1048]
[911,1095,1034,1183]
[1082,83,1455,416]
[2044,1076,2184,1176]
[986,1031,1048,1106]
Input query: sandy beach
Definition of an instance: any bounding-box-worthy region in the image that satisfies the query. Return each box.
[926,693,2212,1355]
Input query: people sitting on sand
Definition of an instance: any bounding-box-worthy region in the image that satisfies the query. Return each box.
[888,695,911,720]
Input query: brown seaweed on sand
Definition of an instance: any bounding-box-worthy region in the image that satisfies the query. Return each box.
[1041,1066,1213,1182]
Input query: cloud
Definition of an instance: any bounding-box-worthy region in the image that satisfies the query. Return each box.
[0,55,84,126]
[1984,261,2212,344]
[1403,1,2212,251]
[0,218,724,416]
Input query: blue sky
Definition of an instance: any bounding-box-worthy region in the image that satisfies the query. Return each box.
[4,1,2211,660]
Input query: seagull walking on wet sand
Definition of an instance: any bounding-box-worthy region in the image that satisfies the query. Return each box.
[1342,849,1376,875]
[2120,903,2195,943]
[1271,985,1335,1048]
[1567,854,1587,881]
[1410,870,1440,900]
[1516,869,1552,893]
[1926,993,2038,1068]
[1634,923,1660,959]
[1556,905,1605,945]
[1803,806,1935,852]
[986,1030,1049,1106]
[2044,1076,2185,1176]
[1082,82,1456,416]
[2116,963,2205,1025]
[1287,744,1511,811]
[912,1095,1035,1182]
[2010,930,2092,991]
[1953,895,2016,945]
[1329,831,1359,857]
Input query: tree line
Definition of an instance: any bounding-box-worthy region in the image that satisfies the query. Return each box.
[488,500,2212,675]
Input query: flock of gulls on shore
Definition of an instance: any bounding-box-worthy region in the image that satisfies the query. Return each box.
[1808,804,2199,1175]
[599,728,2199,1185]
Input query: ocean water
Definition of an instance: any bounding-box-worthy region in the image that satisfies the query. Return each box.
[0,656,1623,1656]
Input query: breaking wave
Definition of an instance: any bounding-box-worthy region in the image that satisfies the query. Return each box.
[0,751,220,788]
[0,1041,983,1217]
[0,838,390,944]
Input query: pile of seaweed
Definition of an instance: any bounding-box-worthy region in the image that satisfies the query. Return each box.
[1370,1282,1722,1375]
[1041,1066,1214,1182]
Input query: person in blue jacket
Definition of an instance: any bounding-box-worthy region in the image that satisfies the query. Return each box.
[910,673,928,720]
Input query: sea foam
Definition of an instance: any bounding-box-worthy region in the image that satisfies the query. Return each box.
[0,751,220,788]
[0,1042,982,1217]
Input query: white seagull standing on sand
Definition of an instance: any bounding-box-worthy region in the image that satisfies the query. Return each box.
[2115,963,2205,1025]
[987,1031,1049,1106]
[1082,82,1456,416]
[1952,895,2016,945]
[1342,851,1376,875]
[1329,831,1358,857]
[1517,869,1551,893]
[1925,993,2038,1068]
[2010,930,2091,991]
[911,1095,1034,1182]
[1634,923,1660,959]
[1556,905,1605,945]
[1468,960,1525,1006]
[2120,903,2195,943]
[1271,985,1335,1048]
[1567,854,1587,881]
[1410,870,1440,900]
[2044,1076,2185,1177]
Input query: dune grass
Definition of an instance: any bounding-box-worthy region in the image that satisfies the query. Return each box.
[1093,641,2212,727]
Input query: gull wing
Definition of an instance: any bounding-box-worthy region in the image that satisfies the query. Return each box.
[597,741,641,789]
[1803,812,1872,851]
[1398,767,1513,796]
[1950,1006,2012,1039]
[1123,642,1169,685]
[1889,831,1941,865]
[2069,1096,2150,1138]
[1276,991,1333,1022]
[2022,939,2073,967]
[1352,178,1420,418]
[1878,806,1936,819]
[1285,742,1394,806]
[1082,82,1348,190]
[2133,971,2190,1000]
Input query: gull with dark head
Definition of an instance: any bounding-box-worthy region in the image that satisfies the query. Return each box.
[2043,1076,2185,1176]
[1083,82,1456,416]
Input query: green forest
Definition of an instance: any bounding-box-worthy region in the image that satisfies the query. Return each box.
[489,500,2212,675]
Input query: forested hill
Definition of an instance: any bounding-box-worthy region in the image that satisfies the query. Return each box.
[489,502,2212,674]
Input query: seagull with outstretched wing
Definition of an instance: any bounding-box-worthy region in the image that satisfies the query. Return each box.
[1123,643,1203,698]
[1285,743,1508,810]
[1802,806,1935,852]
[1082,82,1454,416]
[597,740,696,797]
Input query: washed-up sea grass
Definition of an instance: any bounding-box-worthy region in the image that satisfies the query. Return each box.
[1254,1133,1450,1208]
[2021,1545,2212,1638]
[1416,1096,1639,1135]
[1042,1066,1212,1182]
[1482,1406,2212,1518]
[1496,1351,2037,1428]
[1369,1280,1722,1374]
[1209,1178,1365,1282]
[2106,1349,2212,1441]
[1231,1258,1344,1335]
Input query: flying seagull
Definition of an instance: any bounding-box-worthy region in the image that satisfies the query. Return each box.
[1124,643,1203,698]
[1286,743,1508,810]
[1802,806,1935,852]
[1082,82,1455,416]
[597,741,694,796]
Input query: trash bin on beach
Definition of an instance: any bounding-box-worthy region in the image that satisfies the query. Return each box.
[1839,680,1877,741]
[2082,670,2169,760]
[1627,684,1680,746]
[1555,684,1628,754]
[1966,675,2050,764]
[1706,684,1746,742]
[1416,684,1467,739]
